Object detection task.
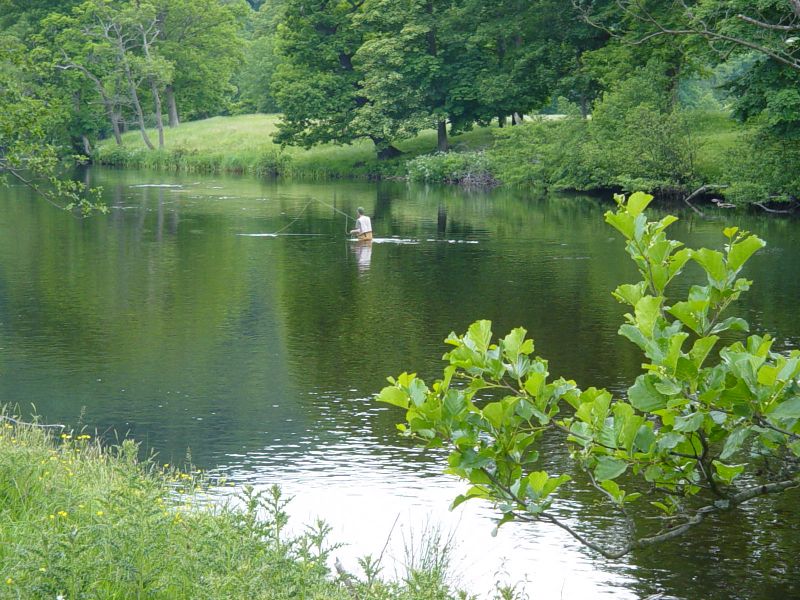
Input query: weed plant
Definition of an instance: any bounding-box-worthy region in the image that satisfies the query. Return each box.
[0,412,473,600]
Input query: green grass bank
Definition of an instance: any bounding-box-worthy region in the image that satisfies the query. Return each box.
[93,111,797,205]
[0,413,473,600]
[93,114,495,181]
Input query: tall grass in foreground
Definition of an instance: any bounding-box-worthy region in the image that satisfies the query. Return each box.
[0,412,474,600]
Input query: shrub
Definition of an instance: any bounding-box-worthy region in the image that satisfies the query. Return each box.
[723,128,800,205]
[379,192,800,560]
[406,151,496,186]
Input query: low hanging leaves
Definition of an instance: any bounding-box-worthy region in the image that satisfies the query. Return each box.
[378,192,800,558]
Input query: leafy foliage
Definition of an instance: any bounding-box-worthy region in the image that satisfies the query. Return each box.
[490,72,700,193]
[379,192,799,558]
[406,151,496,185]
[0,34,100,213]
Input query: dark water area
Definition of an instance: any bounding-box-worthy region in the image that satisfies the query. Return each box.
[0,168,798,598]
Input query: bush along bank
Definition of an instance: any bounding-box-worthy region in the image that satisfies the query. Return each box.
[0,412,474,600]
[482,74,799,209]
[409,74,798,209]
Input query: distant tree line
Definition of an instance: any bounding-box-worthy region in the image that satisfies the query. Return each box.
[1,0,798,202]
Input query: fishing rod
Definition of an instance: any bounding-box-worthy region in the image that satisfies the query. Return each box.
[269,199,315,235]
[312,196,355,234]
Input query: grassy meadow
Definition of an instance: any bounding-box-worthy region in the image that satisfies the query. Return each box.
[94,113,496,180]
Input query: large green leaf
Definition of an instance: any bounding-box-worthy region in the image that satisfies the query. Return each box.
[502,327,532,360]
[769,397,800,420]
[667,300,707,335]
[628,375,668,412]
[613,283,646,306]
[467,320,493,352]
[692,248,727,283]
[594,456,628,481]
[673,412,705,432]
[626,191,654,217]
[605,210,635,239]
[720,426,752,460]
[378,386,409,409]
[712,460,745,484]
[728,235,765,271]
[482,400,508,428]
[690,336,719,368]
[635,295,662,337]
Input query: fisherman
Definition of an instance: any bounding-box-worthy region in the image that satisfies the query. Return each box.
[350,206,373,241]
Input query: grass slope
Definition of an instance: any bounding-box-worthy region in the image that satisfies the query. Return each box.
[95,114,495,180]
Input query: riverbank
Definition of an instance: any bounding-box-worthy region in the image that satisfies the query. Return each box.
[0,413,468,599]
[93,114,495,181]
[93,112,798,207]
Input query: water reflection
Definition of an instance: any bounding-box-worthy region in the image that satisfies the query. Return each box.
[353,240,372,273]
[0,168,798,599]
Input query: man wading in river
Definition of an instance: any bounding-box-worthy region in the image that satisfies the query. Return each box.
[350,207,373,241]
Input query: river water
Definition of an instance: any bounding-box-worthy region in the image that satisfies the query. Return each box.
[0,168,798,599]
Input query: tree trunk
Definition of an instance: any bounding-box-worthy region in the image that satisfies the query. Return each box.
[151,81,165,148]
[62,61,122,144]
[122,55,153,149]
[111,112,123,144]
[498,115,506,128]
[82,135,92,156]
[166,85,179,127]
[512,112,523,125]
[130,79,154,150]
[114,33,154,149]
[437,119,449,152]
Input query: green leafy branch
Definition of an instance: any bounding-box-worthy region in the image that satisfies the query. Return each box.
[378,192,800,559]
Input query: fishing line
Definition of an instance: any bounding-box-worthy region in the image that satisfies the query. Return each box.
[312,196,355,233]
[255,197,356,237]
[269,199,315,235]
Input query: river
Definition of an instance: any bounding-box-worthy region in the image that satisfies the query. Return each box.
[0,167,798,599]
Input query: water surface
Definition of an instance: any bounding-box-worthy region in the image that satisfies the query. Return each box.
[1,168,798,599]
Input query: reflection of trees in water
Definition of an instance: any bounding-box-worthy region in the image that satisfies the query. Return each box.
[2,171,798,482]
[0,181,302,464]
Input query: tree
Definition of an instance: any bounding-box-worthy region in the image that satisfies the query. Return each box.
[379,192,799,558]
[0,35,99,213]
[576,0,800,133]
[153,0,247,124]
[576,0,800,73]
[42,0,166,150]
[354,0,471,152]
[235,0,285,114]
[271,0,371,150]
